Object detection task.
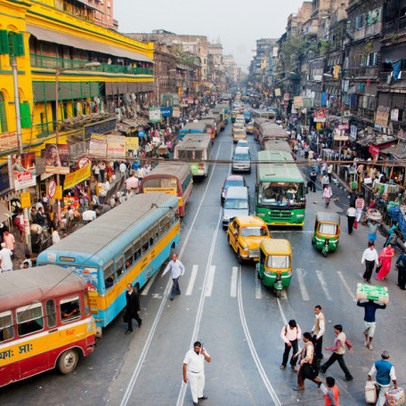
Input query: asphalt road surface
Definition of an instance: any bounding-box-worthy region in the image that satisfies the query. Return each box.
[1,123,405,406]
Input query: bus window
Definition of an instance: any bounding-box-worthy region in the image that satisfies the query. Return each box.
[0,311,14,342]
[195,150,202,160]
[60,296,81,323]
[125,245,133,268]
[104,262,115,289]
[115,255,124,277]
[141,232,149,252]
[182,174,191,193]
[153,225,160,242]
[84,292,91,316]
[45,299,57,328]
[133,239,141,261]
[17,304,44,336]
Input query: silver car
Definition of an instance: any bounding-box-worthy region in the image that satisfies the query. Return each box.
[222,186,249,229]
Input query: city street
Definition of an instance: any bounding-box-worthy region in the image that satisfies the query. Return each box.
[1,123,404,406]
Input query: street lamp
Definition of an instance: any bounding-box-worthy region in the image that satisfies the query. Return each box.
[54,61,101,224]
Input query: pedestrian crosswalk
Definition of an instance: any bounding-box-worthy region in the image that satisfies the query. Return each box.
[143,265,360,303]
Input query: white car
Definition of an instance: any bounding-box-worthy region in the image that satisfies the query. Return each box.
[236,139,249,149]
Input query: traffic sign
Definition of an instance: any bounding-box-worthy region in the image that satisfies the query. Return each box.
[78,156,91,169]
[47,180,57,198]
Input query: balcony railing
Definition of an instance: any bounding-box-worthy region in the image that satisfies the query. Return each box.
[344,67,378,79]
[383,16,406,35]
[379,70,406,85]
[30,54,153,75]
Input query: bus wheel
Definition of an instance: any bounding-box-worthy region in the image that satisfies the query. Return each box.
[57,349,79,375]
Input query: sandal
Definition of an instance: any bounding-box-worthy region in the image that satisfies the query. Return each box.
[280,365,285,370]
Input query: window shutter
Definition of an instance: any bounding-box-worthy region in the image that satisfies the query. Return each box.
[0,30,10,55]
[8,32,25,56]
[20,102,32,128]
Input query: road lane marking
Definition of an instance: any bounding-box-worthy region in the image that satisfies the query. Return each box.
[204,266,216,297]
[237,267,282,406]
[337,271,356,301]
[316,270,333,301]
[230,266,238,297]
[120,140,224,406]
[140,272,158,296]
[277,297,288,325]
[296,268,310,301]
[185,265,198,296]
[255,270,262,299]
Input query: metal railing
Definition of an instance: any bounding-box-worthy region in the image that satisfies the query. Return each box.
[382,16,406,35]
[30,54,153,75]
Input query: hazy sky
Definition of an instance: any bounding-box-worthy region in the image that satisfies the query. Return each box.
[114,0,305,70]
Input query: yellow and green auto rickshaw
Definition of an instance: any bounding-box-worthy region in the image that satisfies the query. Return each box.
[312,212,340,256]
[256,239,292,297]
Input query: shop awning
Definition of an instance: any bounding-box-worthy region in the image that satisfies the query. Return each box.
[0,203,13,223]
[27,25,152,63]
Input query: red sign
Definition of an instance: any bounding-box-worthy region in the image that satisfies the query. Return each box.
[48,179,57,198]
[314,108,326,123]
[369,144,380,156]
[78,156,91,169]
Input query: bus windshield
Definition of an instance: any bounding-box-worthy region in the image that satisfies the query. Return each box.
[224,198,249,209]
[240,227,268,237]
[258,182,304,206]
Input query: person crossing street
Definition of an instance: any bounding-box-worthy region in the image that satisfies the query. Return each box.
[161,253,185,300]
[311,305,325,362]
[280,319,302,370]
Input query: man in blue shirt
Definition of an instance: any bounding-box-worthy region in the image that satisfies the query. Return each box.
[161,253,185,300]
[368,351,397,406]
[357,299,386,350]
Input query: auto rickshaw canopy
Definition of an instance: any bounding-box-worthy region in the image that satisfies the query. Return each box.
[260,238,291,255]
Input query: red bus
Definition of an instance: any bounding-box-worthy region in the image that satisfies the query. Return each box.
[0,265,96,387]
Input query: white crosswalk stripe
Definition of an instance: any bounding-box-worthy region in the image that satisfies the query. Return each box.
[296,268,310,301]
[255,269,262,299]
[230,266,238,298]
[316,270,333,301]
[186,265,198,296]
[204,265,216,297]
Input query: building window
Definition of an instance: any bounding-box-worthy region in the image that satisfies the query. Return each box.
[0,93,7,132]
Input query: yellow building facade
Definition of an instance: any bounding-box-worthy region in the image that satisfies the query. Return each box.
[0,0,154,159]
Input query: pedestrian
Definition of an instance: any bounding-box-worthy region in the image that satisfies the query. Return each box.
[348,190,357,207]
[0,222,8,243]
[280,319,302,371]
[321,173,330,187]
[368,351,397,406]
[2,230,15,251]
[293,332,323,391]
[322,185,333,208]
[324,376,339,406]
[384,225,398,248]
[124,283,142,334]
[309,170,317,192]
[357,299,386,350]
[99,161,106,183]
[161,253,185,300]
[320,325,353,381]
[327,164,333,184]
[92,162,100,182]
[0,243,13,273]
[183,341,211,406]
[346,206,357,234]
[367,219,380,244]
[311,305,325,362]
[355,195,365,223]
[361,241,379,283]
[19,253,33,269]
[52,228,61,245]
[119,161,127,178]
[36,207,47,227]
[395,252,406,290]
[376,244,395,280]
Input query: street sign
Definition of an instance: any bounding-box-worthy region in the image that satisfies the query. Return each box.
[47,180,57,198]
[160,107,173,117]
[78,156,91,169]
[54,186,63,200]
[149,108,161,122]
[20,192,31,209]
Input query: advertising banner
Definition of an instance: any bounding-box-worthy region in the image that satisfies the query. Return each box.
[283,93,290,102]
[293,96,303,108]
[89,134,107,157]
[107,135,126,158]
[369,144,380,155]
[375,108,389,127]
[10,153,36,191]
[43,144,70,174]
[126,137,139,151]
[149,108,161,122]
[172,107,180,118]
[0,132,18,152]
[63,163,91,190]
[160,107,173,117]
[314,108,326,123]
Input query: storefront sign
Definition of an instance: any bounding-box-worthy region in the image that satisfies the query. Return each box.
[149,108,161,122]
[391,109,399,122]
[375,108,389,127]
[369,144,380,155]
[334,134,349,141]
[0,132,18,152]
[20,192,31,209]
[283,93,290,102]
[107,135,126,158]
[172,107,180,118]
[160,107,173,117]
[47,179,57,198]
[89,134,107,157]
[125,137,139,151]
[9,153,36,191]
[78,157,91,169]
[83,117,117,141]
[43,144,70,174]
[314,108,326,123]
[69,141,88,161]
[63,163,91,190]
[293,96,303,108]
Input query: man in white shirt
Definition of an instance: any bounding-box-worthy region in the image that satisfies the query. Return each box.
[119,161,127,178]
[280,319,302,370]
[52,229,61,245]
[0,243,13,273]
[311,305,325,362]
[361,241,379,283]
[183,341,211,406]
[161,253,185,300]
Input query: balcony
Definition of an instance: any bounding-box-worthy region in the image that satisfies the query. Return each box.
[344,67,378,79]
[30,54,153,75]
[382,16,406,35]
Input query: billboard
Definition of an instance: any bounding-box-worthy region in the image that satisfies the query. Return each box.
[10,153,36,190]
[107,135,126,158]
[43,144,70,174]
[89,134,107,158]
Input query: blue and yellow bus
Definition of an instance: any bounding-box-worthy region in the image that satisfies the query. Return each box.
[37,193,180,332]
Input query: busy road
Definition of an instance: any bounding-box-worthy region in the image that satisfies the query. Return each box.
[0,122,404,406]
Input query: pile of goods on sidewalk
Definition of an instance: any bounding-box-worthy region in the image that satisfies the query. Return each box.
[356,283,389,304]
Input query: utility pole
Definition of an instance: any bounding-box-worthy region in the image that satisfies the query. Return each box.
[11,55,31,252]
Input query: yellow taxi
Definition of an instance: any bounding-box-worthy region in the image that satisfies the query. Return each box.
[227,216,270,262]
[233,127,247,143]
[246,122,254,134]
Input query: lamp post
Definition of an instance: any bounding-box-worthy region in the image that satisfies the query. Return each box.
[54,61,100,225]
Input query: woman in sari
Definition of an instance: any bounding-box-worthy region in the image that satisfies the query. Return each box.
[376,244,395,280]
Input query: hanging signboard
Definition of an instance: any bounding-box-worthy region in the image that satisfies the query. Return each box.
[20,192,31,209]
[369,144,380,155]
[274,88,281,97]
[0,132,18,152]
[172,107,180,118]
[375,107,389,127]
[283,93,290,102]
[107,135,126,158]
[63,163,91,190]
[89,134,107,157]
[149,108,161,122]
[160,107,173,117]
[125,137,139,151]
[314,108,326,123]
[9,153,37,191]
[293,96,303,108]
[42,144,70,174]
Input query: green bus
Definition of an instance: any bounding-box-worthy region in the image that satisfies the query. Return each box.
[174,134,212,178]
[256,150,306,226]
